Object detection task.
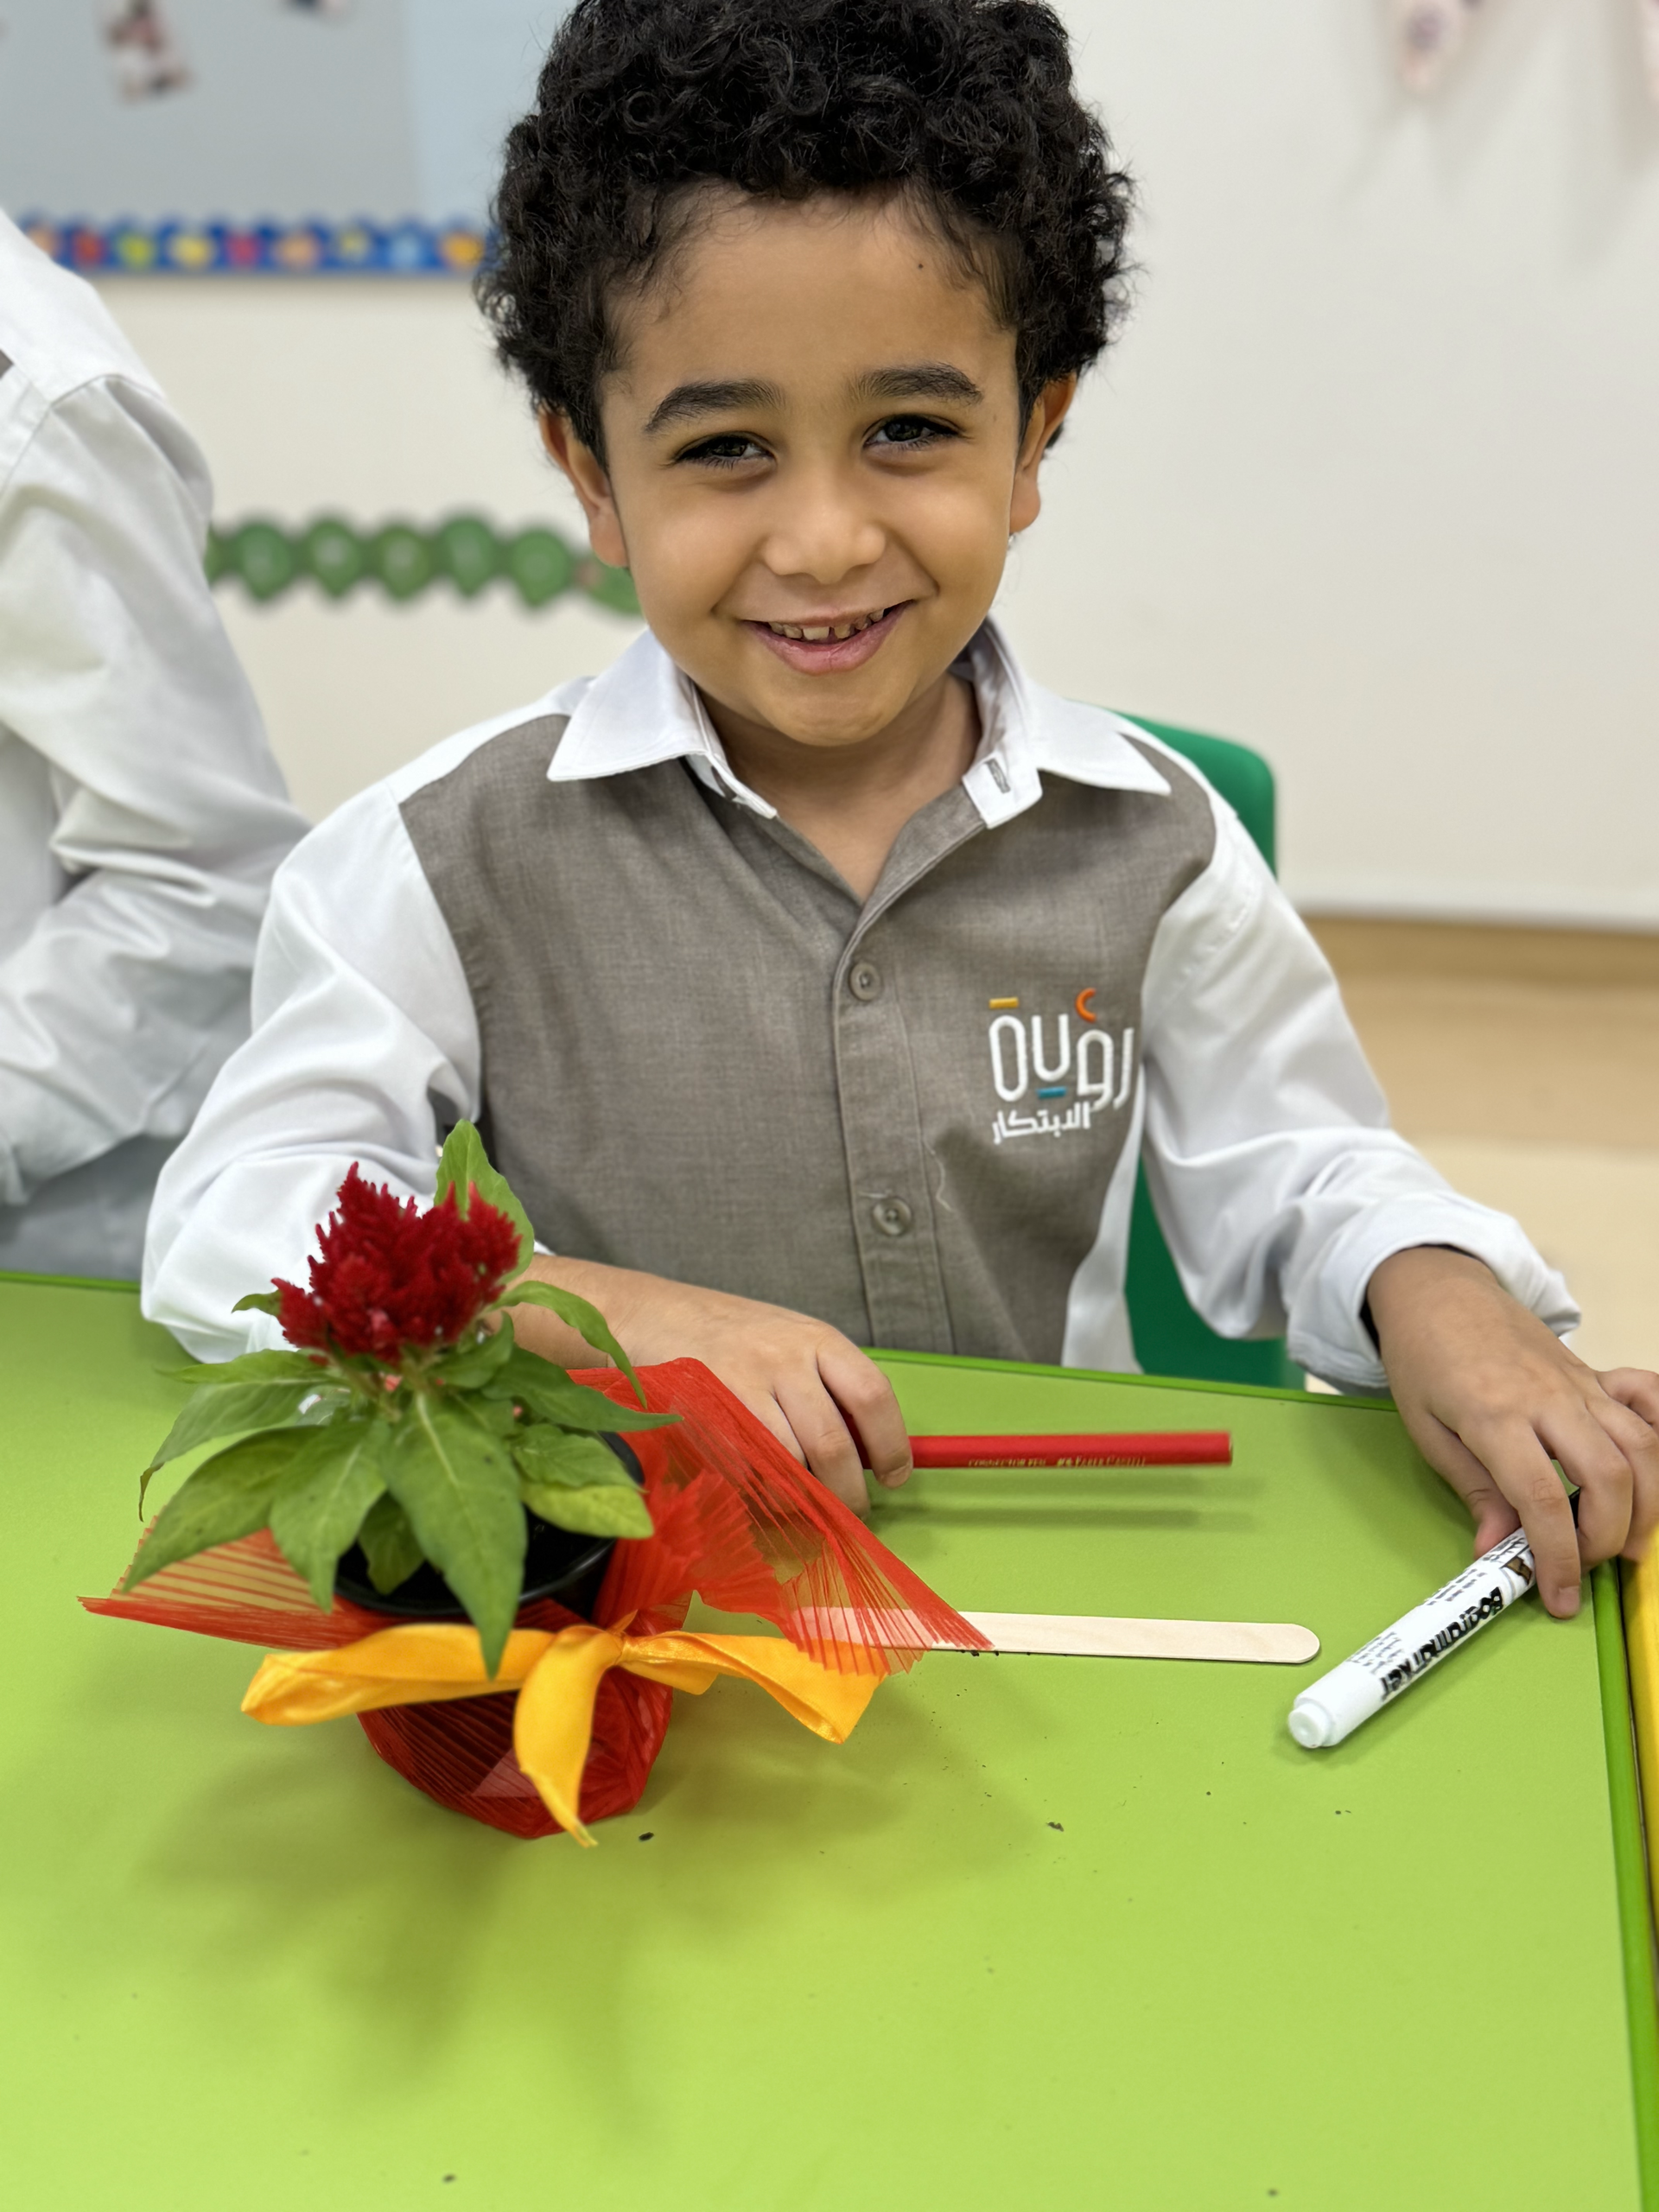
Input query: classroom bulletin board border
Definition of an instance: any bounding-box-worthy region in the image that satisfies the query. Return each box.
[207,514,641,617]
[17,216,490,278]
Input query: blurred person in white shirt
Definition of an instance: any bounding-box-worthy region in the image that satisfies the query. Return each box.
[0,210,305,1279]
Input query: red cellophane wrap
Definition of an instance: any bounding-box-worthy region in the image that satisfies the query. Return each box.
[83,1358,982,1838]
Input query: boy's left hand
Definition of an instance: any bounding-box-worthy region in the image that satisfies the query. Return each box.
[1366,1246,1659,1619]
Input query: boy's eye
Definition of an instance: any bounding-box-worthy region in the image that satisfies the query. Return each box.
[868,414,957,450]
[676,433,770,468]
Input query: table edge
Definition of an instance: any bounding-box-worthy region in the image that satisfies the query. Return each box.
[873,1344,1395,1413]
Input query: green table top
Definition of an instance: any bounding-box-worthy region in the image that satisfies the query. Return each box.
[3,1279,1653,2209]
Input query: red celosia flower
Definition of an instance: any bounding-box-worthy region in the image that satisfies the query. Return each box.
[273,1166,522,1361]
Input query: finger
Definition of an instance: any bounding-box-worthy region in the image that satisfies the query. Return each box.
[772,1372,870,1514]
[1396,1406,1522,1558]
[1585,1389,1659,1560]
[728,1378,811,1467]
[1535,1400,1633,1567]
[1458,1417,1582,1616]
[818,1345,912,1487]
[1598,1369,1659,1430]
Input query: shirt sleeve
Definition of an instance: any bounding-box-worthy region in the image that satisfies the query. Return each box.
[141,784,484,1361]
[0,372,306,1207]
[1138,792,1578,1389]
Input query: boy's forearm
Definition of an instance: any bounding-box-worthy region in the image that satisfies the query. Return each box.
[512,1251,662,1368]
[1365,1243,1496,1340]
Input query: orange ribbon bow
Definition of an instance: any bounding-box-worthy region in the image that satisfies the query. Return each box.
[242,1620,880,1844]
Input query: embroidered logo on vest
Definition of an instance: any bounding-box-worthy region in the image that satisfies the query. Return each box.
[985,993,1135,1145]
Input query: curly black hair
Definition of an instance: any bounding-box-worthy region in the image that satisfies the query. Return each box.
[480,0,1132,457]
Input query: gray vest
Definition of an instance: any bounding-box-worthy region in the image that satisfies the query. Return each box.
[401,719,1214,1363]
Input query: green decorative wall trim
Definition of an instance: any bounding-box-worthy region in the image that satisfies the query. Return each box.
[206,516,641,618]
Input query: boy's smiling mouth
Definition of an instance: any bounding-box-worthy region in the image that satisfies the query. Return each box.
[744,602,907,674]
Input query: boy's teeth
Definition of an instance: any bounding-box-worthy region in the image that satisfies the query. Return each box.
[766,608,887,642]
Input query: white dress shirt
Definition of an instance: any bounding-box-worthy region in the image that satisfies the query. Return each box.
[144,621,1576,1387]
[0,211,306,1279]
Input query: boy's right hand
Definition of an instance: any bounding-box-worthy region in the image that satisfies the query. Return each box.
[508,1255,912,1513]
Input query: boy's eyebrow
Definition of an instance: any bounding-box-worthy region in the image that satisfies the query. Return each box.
[639,362,985,436]
[641,378,783,435]
[851,363,986,406]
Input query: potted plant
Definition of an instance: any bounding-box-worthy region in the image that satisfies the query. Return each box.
[124,1121,679,1675]
[91,1125,982,1841]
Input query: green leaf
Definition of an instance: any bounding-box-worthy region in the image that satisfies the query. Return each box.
[482,1346,678,1433]
[431,1318,516,1390]
[461,1393,521,1438]
[232,1290,283,1318]
[294,1387,354,1428]
[383,1395,525,1674]
[357,1493,426,1595]
[494,1281,646,1407]
[523,1481,653,1541]
[158,1349,327,1390]
[517,1432,652,1541]
[144,1381,328,1483]
[434,1119,535,1271]
[123,1428,314,1592]
[268,1422,391,1611]
[513,1427,639,1491]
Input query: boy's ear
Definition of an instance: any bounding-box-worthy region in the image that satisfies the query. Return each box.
[538,409,630,571]
[1009,376,1078,538]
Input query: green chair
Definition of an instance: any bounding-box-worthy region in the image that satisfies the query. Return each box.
[1117,715,1302,1390]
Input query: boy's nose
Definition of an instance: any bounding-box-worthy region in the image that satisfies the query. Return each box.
[760,474,886,584]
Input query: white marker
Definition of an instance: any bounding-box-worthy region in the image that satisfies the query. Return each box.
[1288,1526,1541,1749]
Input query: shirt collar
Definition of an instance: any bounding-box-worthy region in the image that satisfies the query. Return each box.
[546,624,773,811]
[546,616,1172,824]
[961,620,1172,823]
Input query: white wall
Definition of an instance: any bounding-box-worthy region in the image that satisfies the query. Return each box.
[100,280,645,819]
[99,0,1659,922]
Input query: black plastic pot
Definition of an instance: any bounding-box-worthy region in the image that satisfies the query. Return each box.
[334,1433,643,1624]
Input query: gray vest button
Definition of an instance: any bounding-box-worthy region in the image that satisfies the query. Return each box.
[848,960,883,1001]
[871,1196,912,1237]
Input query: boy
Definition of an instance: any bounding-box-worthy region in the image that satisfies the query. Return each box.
[0,210,304,1279]
[146,0,1657,1619]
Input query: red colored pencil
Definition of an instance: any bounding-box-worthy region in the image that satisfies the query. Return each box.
[908,1432,1231,1469]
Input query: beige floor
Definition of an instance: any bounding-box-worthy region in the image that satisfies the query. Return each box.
[1307,920,1659,1372]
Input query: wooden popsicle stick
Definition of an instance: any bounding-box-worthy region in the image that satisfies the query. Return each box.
[949,1611,1321,1665]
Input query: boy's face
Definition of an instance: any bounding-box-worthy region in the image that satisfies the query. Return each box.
[544,190,1071,756]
